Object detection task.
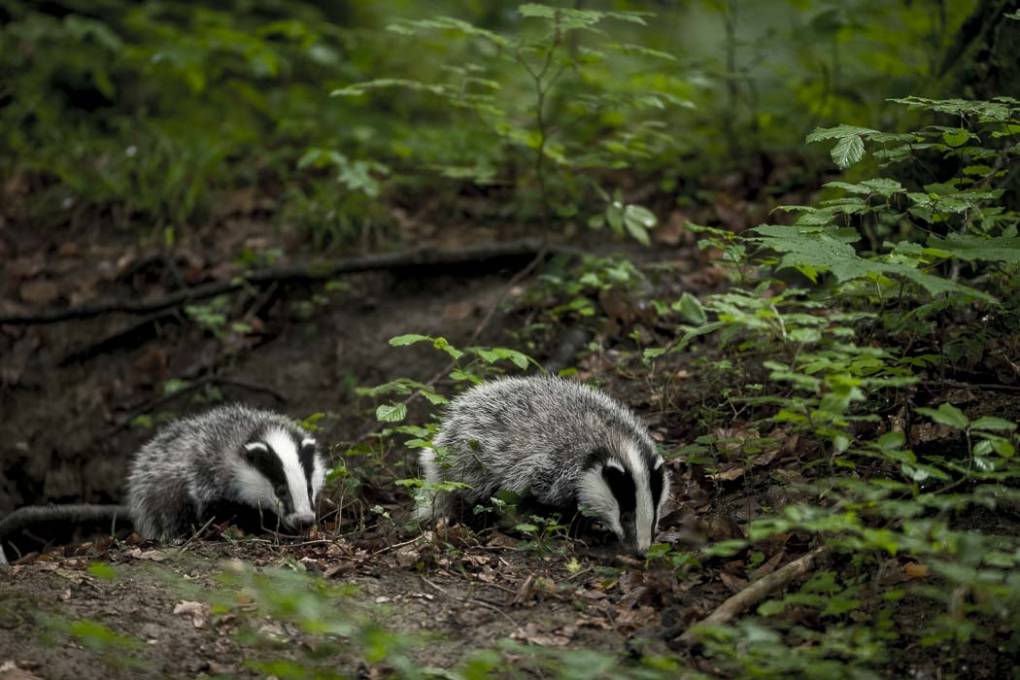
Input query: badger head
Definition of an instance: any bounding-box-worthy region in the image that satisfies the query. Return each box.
[577,442,669,555]
[236,427,326,532]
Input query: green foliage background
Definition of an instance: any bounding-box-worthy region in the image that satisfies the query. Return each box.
[0,0,981,238]
[4,1,1020,678]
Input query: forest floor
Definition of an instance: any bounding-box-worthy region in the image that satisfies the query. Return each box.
[0,210,1015,679]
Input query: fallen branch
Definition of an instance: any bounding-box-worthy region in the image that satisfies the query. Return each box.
[672,545,831,646]
[1,239,568,326]
[1,505,127,565]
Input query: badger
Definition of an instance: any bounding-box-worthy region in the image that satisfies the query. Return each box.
[414,376,670,554]
[126,403,326,541]
[0,404,326,563]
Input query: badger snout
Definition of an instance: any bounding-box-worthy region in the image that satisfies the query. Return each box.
[285,512,316,530]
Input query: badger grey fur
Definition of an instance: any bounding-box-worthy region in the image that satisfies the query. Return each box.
[415,376,669,554]
[0,405,326,563]
[127,404,326,541]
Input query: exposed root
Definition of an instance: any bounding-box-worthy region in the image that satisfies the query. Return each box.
[670,545,831,646]
[1,239,574,325]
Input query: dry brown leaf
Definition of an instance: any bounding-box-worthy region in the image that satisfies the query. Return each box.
[19,280,60,306]
[904,562,929,579]
[0,661,44,680]
[173,600,210,628]
[653,211,693,246]
[127,547,168,562]
[511,622,575,647]
[708,466,746,482]
[486,532,518,549]
[749,550,787,581]
[395,548,420,569]
[719,571,749,593]
[614,605,657,633]
[442,300,477,322]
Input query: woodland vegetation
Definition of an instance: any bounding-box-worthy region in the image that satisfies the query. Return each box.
[0,1,1018,678]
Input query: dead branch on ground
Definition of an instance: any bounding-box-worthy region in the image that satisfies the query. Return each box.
[2,239,572,326]
[670,545,831,646]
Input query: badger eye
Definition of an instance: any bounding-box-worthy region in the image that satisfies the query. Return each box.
[274,484,288,500]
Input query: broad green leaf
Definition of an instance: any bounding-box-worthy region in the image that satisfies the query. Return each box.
[376,403,407,423]
[970,416,1017,432]
[876,431,906,450]
[916,403,968,429]
[926,235,1020,264]
[623,205,656,246]
[831,134,865,169]
[389,334,431,347]
[941,128,971,147]
[806,124,879,143]
[673,293,707,325]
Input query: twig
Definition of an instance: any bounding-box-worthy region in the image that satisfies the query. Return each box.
[59,309,181,366]
[176,516,219,553]
[372,534,424,556]
[671,545,830,645]
[1,239,568,326]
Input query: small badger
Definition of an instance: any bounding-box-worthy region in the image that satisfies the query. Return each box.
[0,404,326,562]
[126,404,326,541]
[415,376,669,554]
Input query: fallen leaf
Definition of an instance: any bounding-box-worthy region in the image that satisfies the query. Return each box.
[614,605,657,632]
[128,548,168,562]
[749,550,786,581]
[257,621,287,642]
[719,571,749,593]
[173,600,210,628]
[442,300,477,322]
[653,211,692,246]
[324,562,355,579]
[19,280,60,306]
[904,562,929,579]
[510,622,575,647]
[395,548,420,569]
[708,466,746,482]
[0,661,44,680]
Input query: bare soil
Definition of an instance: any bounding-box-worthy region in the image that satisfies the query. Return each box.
[1,217,1016,678]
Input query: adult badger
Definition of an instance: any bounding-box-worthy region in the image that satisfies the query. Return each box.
[0,404,325,563]
[415,376,670,554]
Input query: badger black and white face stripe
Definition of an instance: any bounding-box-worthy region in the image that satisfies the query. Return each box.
[577,442,670,554]
[236,428,324,531]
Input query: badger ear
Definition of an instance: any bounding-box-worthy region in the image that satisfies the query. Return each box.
[243,441,270,461]
[584,447,611,470]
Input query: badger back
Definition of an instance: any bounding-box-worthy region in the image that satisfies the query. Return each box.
[426,377,670,552]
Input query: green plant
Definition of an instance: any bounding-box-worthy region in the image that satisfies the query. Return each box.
[334,4,682,235]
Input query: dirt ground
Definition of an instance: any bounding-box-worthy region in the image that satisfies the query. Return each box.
[0,218,703,677]
[1,217,1016,678]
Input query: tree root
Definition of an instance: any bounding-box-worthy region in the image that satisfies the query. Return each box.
[1,239,571,326]
[0,504,128,565]
[668,545,831,646]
